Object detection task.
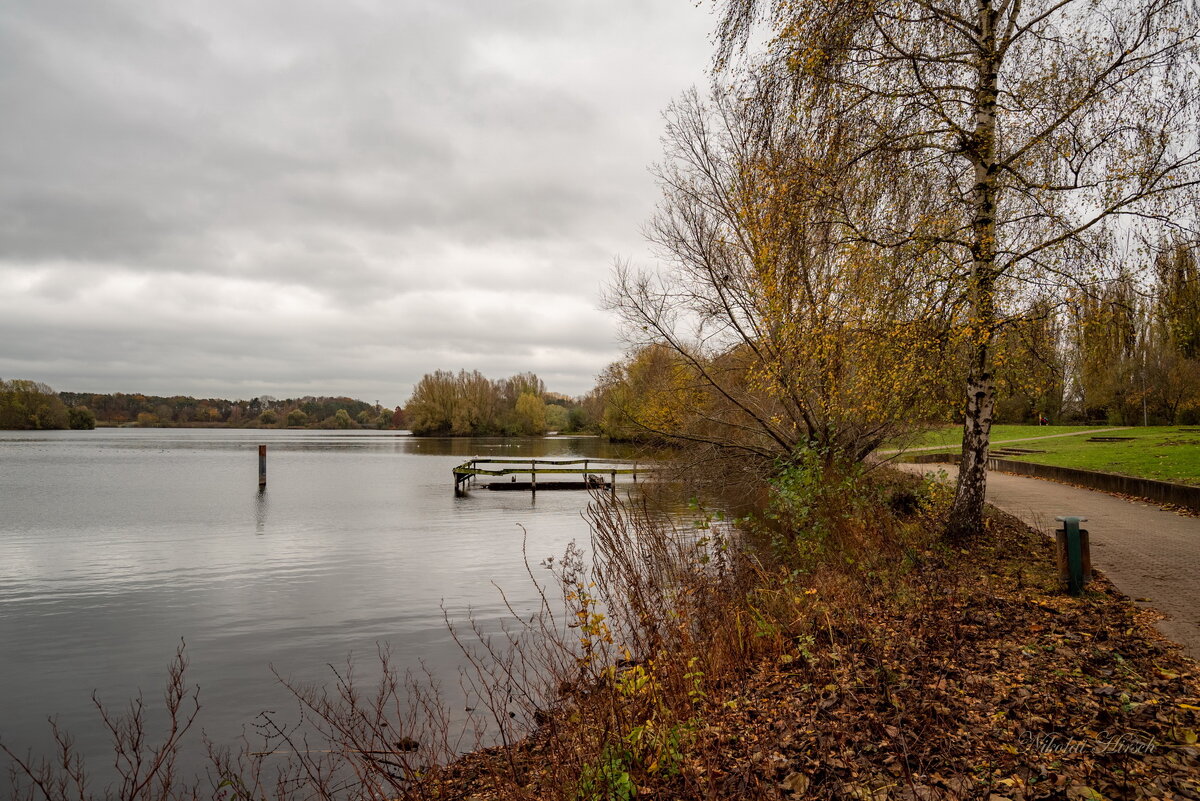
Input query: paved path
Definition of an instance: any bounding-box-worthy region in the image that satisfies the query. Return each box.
[894,462,1200,660]
[877,427,1132,455]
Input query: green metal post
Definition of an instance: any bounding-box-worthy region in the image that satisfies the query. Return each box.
[1055,516,1088,596]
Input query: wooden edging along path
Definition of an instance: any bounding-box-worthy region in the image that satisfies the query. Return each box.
[984,458,1200,513]
[875,426,1132,456]
[452,457,655,494]
[885,452,1200,513]
[878,427,1199,512]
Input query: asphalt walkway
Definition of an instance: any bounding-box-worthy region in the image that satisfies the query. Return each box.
[894,462,1200,660]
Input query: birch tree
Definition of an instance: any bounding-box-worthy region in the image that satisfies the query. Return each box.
[715,0,1200,537]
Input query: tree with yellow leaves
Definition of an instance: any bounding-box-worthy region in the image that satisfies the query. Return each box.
[712,0,1200,538]
[607,84,957,474]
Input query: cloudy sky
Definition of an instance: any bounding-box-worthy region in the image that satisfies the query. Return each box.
[0,1,716,406]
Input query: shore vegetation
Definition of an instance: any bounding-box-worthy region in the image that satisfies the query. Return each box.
[0,379,75,430]
[403,370,599,437]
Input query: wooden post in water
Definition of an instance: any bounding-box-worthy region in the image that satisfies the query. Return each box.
[610,467,616,495]
[258,445,267,489]
[531,460,537,493]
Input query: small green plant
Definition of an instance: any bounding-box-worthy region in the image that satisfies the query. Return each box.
[915,470,954,516]
[793,633,816,662]
[626,720,689,779]
[759,448,873,565]
[577,745,637,801]
[683,656,707,705]
[559,541,614,670]
[615,662,652,698]
[746,598,783,640]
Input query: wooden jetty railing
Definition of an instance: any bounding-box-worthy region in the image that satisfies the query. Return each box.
[453,457,652,493]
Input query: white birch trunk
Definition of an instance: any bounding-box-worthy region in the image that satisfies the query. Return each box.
[948,0,1002,540]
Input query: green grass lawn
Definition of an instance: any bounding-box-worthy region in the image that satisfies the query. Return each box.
[897,424,1109,449]
[892,425,1200,485]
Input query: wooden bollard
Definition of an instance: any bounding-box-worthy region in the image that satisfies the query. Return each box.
[258,445,267,489]
[531,461,537,493]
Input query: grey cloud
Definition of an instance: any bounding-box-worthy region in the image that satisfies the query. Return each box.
[0,0,714,403]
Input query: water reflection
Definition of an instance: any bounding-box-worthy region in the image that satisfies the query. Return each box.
[0,429,645,779]
[255,487,269,534]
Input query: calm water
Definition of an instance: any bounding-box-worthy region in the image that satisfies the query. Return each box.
[0,428,635,775]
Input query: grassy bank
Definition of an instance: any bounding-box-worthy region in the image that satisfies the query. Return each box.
[899,425,1114,450]
[1003,427,1200,486]
[896,426,1200,486]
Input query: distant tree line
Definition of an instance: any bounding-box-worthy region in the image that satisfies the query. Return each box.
[0,379,94,430]
[4,375,609,435]
[989,242,1200,426]
[403,370,601,436]
[0,387,394,430]
[54,391,395,429]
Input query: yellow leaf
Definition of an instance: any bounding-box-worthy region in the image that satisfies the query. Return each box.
[1067,787,1107,801]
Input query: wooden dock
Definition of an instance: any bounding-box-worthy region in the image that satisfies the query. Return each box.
[452,457,650,494]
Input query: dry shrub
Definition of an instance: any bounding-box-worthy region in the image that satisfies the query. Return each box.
[2,642,202,801]
[423,465,947,800]
[4,467,942,800]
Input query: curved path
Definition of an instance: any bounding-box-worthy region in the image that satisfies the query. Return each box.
[895,462,1200,660]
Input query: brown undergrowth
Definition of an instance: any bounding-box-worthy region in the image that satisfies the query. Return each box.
[5,466,1198,800]
[424,469,1200,801]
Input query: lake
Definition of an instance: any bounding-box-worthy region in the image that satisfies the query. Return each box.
[0,428,637,777]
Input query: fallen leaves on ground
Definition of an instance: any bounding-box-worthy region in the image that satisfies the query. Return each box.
[680,512,1200,799]
[426,507,1200,800]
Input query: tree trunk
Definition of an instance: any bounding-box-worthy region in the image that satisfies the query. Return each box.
[948,342,996,539]
[948,0,1001,540]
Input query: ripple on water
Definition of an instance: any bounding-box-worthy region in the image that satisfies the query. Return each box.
[0,430,632,778]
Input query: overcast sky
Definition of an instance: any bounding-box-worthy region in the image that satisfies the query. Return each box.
[0,1,716,406]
